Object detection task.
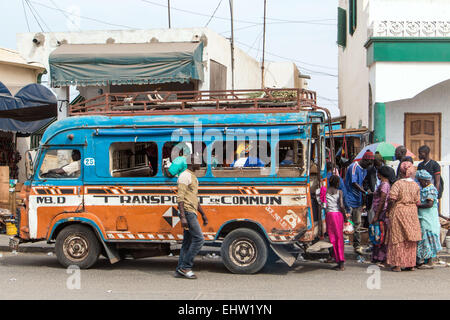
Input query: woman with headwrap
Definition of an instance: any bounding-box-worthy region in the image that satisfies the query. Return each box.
[369,165,396,266]
[415,170,442,269]
[386,161,422,272]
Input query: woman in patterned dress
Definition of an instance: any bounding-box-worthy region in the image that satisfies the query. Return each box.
[416,170,442,269]
[386,162,422,272]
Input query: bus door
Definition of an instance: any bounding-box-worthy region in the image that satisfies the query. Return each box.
[29,147,84,239]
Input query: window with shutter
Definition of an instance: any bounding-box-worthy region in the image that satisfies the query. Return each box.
[337,7,347,47]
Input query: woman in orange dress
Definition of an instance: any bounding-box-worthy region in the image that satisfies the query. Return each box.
[386,162,422,272]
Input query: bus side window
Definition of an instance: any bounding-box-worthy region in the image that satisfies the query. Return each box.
[277,140,306,177]
[211,140,271,178]
[109,142,158,177]
[162,141,206,177]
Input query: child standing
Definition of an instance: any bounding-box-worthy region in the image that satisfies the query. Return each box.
[321,175,348,271]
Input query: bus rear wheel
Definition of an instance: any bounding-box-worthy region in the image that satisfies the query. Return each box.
[221,228,268,274]
[55,224,101,269]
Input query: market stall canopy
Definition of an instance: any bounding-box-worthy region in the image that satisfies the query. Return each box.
[0,82,57,134]
[49,42,204,87]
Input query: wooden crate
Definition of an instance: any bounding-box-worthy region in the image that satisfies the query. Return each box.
[0,166,9,182]
[0,182,9,205]
[0,166,9,205]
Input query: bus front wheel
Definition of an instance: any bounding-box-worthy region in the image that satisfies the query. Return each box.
[55,224,101,269]
[221,228,268,274]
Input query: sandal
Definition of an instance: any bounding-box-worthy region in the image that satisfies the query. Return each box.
[391,266,401,272]
[177,268,198,279]
[332,263,345,271]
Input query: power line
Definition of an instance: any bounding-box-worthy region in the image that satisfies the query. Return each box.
[29,0,134,29]
[22,0,30,32]
[295,64,338,77]
[234,39,338,74]
[317,95,338,102]
[27,0,55,33]
[205,0,223,27]
[140,0,336,26]
[219,19,335,37]
[246,30,263,54]
[266,17,336,23]
[24,0,45,32]
[48,0,80,31]
[141,0,257,24]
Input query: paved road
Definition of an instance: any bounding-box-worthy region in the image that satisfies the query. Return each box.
[0,251,449,300]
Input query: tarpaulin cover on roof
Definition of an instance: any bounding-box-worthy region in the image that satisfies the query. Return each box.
[49,42,204,87]
[0,82,57,134]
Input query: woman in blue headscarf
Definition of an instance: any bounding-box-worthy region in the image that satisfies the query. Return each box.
[416,170,442,269]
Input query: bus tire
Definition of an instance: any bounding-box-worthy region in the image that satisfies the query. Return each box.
[221,228,268,274]
[55,224,101,269]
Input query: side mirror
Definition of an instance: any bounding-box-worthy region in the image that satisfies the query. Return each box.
[25,150,34,180]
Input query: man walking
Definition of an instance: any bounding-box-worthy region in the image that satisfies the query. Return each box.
[165,155,208,279]
[344,151,374,254]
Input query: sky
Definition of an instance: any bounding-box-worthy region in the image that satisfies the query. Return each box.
[0,0,339,115]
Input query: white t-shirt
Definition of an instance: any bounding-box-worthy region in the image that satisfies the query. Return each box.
[62,161,80,175]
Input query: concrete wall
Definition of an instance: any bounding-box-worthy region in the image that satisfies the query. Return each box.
[265,62,305,89]
[370,62,450,103]
[385,79,450,161]
[0,63,40,95]
[338,0,370,129]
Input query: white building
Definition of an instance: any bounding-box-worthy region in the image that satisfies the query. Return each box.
[16,28,308,120]
[338,0,450,161]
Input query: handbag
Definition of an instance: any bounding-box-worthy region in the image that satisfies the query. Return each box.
[369,221,385,245]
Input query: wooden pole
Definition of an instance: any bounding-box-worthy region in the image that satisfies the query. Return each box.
[262,0,266,89]
[229,0,235,91]
[168,0,171,28]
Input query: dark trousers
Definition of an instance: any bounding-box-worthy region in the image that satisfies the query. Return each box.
[177,211,205,270]
[351,206,363,249]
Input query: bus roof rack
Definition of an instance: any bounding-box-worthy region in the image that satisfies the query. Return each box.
[68,88,318,116]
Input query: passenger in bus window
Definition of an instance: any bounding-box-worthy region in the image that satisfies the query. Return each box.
[144,143,158,176]
[231,142,264,168]
[280,149,294,165]
[47,150,81,177]
[165,155,208,279]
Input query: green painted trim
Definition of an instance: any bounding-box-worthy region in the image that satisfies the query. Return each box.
[349,0,357,36]
[337,7,347,47]
[374,103,386,143]
[365,37,450,66]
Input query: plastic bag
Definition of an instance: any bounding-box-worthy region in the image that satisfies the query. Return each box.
[369,221,385,245]
[343,220,354,235]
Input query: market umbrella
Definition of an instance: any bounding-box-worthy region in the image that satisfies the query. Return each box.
[354,142,415,161]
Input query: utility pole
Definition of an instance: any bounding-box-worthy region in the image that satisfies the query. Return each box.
[229,0,235,91]
[261,0,267,89]
[168,0,171,28]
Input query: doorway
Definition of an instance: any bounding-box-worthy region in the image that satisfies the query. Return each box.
[404,113,441,160]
